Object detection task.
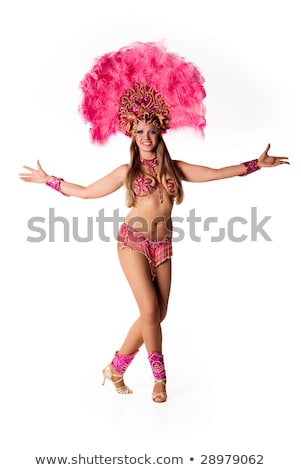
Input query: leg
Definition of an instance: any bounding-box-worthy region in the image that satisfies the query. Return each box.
[118,258,172,355]
[118,253,171,402]
[103,246,159,394]
[149,261,171,402]
[118,246,162,353]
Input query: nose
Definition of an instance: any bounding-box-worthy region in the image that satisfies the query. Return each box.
[142,133,151,139]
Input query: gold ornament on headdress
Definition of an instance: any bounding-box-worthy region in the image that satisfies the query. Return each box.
[118,83,170,135]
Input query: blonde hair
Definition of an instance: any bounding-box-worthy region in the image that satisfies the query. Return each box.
[125,133,184,208]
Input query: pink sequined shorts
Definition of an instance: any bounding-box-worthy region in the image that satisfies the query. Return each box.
[117,223,172,280]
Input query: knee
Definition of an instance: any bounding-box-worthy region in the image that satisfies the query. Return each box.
[140,304,161,324]
[159,307,168,323]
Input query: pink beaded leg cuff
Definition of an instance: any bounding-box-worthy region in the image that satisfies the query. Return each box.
[46,176,69,196]
[111,350,138,375]
[148,352,166,379]
[240,159,260,176]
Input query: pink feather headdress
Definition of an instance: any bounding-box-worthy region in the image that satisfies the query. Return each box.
[79,41,206,144]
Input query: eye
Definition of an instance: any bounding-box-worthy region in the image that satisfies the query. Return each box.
[136,130,144,135]
[149,130,158,135]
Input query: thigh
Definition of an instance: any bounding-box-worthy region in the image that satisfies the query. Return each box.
[153,259,172,321]
[118,245,159,319]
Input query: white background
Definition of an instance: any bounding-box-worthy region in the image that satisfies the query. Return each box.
[1,0,300,468]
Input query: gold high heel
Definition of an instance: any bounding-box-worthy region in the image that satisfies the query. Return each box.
[102,365,133,394]
[152,378,167,403]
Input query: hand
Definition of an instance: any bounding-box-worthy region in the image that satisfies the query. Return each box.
[19,160,49,184]
[257,144,289,168]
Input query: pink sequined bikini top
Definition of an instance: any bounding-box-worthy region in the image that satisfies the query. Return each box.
[133,157,175,203]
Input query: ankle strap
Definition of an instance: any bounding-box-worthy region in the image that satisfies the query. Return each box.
[154,378,166,384]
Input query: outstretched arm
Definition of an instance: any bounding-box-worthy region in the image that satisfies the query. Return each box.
[19,161,128,198]
[174,144,289,183]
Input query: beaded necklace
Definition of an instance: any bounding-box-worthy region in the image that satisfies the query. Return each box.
[139,156,159,171]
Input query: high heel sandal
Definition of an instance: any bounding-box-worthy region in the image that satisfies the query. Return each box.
[102,365,133,394]
[152,378,167,403]
[148,352,167,403]
[102,350,138,395]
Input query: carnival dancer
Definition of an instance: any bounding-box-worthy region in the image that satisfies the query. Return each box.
[20,42,289,402]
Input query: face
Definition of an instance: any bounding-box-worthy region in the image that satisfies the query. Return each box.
[134,121,159,157]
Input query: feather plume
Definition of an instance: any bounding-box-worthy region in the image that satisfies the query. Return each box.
[79,41,206,144]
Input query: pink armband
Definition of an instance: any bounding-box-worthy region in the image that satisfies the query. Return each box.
[240,159,260,176]
[46,176,69,196]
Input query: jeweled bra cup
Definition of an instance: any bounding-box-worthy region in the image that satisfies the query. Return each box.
[133,156,175,202]
[134,175,157,196]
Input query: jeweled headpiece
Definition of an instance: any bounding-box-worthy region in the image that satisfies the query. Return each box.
[118,83,170,135]
[79,41,206,144]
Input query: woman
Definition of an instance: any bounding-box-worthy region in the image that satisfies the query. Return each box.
[20,117,288,403]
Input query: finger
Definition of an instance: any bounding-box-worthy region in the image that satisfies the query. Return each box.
[271,157,289,164]
[19,177,32,181]
[272,160,289,166]
[37,160,42,169]
[19,172,33,176]
[264,143,271,153]
[23,165,34,171]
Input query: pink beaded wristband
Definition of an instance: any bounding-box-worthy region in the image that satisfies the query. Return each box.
[46,176,70,196]
[240,159,260,176]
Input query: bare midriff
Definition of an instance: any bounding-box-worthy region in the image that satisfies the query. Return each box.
[125,189,174,241]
